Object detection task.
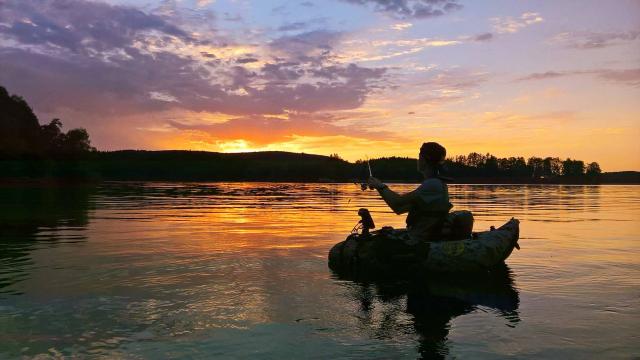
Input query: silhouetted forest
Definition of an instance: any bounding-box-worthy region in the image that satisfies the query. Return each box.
[2,85,638,183]
[1,86,96,178]
[1,87,94,159]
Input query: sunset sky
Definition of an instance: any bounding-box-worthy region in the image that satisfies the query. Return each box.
[1,0,639,170]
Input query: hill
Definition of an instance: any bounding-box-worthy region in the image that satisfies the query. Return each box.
[94,150,355,181]
[600,171,640,184]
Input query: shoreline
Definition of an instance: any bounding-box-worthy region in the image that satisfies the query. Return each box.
[1,177,638,186]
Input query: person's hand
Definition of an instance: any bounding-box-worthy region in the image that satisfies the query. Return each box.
[367,176,384,190]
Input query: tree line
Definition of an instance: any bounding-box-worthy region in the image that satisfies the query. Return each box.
[0,86,94,160]
[445,152,601,179]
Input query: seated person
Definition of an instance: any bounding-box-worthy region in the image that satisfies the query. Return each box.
[368,142,453,245]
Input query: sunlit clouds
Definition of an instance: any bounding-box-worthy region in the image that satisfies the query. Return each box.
[0,0,638,170]
[490,12,543,34]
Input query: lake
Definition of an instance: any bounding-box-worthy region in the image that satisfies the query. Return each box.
[0,183,638,359]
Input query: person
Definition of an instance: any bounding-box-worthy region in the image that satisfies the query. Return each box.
[367,142,453,245]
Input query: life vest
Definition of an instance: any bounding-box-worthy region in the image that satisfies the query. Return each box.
[405,177,453,241]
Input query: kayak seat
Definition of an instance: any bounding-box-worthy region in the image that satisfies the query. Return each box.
[440,210,474,241]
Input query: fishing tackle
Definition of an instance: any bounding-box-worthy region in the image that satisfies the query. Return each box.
[351,208,375,235]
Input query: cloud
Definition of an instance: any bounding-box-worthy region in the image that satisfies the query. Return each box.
[390,22,413,31]
[1,46,387,117]
[480,111,576,126]
[276,18,327,32]
[0,47,214,115]
[550,30,640,49]
[517,71,567,81]
[196,0,216,7]
[341,0,462,19]
[415,69,489,103]
[0,0,194,54]
[149,91,180,103]
[236,56,259,64]
[271,4,288,15]
[268,30,344,62]
[0,0,504,154]
[517,68,640,86]
[596,68,640,87]
[386,67,490,108]
[0,1,388,120]
[166,112,395,145]
[222,13,243,22]
[277,22,309,32]
[473,32,493,42]
[491,12,543,34]
[337,36,460,63]
[261,62,306,82]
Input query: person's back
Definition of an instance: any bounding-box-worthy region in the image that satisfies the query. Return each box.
[405,177,452,244]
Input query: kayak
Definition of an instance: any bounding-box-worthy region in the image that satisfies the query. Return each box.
[328,218,520,273]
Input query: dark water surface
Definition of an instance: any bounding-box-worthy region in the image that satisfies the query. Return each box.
[0,183,638,359]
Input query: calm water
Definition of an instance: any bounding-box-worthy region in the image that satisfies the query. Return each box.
[0,183,638,359]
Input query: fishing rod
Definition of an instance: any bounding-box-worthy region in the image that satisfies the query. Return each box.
[359,158,374,191]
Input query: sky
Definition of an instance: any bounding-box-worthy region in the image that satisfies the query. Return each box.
[0,0,639,170]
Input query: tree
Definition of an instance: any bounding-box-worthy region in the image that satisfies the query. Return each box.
[0,86,42,157]
[562,158,585,176]
[541,157,561,176]
[527,157,544,178]
[41,118,64,152]
[466,152,485,168]
[483,154,499,174]
[62,128,95,154]
[586,162,602,177]
[0,86,95,159]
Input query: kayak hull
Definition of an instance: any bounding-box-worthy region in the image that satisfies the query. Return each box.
[328,218,520,273]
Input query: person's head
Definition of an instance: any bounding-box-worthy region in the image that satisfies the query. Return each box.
[418,142,446,175]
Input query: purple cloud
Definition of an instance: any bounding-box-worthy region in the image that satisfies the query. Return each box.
[474,32,494,42]
[341,0,462,19]
[0,0,387,120]
[517,68,640,86]
[268,30,344,63]
[552,30,640,49]
[0,0,194,54]
[277,22,309,32]
[277,18,327,32]
[236,57,259,64]
[596,68,640,87]
[517,71,568,81]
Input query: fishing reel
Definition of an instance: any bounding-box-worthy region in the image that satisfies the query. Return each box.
[351,208,375,235]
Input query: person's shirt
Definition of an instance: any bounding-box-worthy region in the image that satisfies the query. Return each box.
[405,177,452,244]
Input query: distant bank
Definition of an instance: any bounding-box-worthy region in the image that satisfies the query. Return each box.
[2,150,638,184]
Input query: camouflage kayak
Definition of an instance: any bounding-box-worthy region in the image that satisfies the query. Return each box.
[328,218,520,273]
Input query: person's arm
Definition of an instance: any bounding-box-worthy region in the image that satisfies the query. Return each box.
[368,177,417,215]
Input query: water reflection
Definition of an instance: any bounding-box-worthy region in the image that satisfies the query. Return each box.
[0,185,93,295]
[332,265,520,359]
